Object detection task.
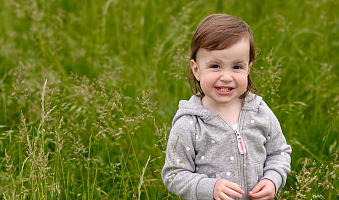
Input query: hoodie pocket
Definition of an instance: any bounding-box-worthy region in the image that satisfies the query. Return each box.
[246,164,263,192]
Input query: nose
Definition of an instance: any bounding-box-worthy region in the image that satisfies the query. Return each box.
[220,70,232,82]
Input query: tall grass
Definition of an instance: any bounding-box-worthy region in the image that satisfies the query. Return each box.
[0,0,338,199]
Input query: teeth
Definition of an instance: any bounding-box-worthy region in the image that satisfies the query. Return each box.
[219,87,231,91]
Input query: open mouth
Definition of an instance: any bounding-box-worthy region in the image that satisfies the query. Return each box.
[216,87,234,92]
[215,86,235,95]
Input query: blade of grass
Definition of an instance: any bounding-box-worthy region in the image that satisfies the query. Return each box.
[137,155,151,200]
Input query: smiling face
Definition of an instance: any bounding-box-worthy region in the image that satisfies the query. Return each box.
[191,38,252,109]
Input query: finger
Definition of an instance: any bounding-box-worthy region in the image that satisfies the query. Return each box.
[249,189,269,199]
[222,187,243,199]
[250,181,265,194]
[217,192,233,200]
[223,180,244,194]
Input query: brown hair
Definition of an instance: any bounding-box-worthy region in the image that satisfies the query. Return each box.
[186,13,257,98]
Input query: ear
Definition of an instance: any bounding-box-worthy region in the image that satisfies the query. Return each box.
[248,62,252,74]
[190,59,200,81]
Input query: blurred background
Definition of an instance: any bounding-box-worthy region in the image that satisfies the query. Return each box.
[0,0,338,199]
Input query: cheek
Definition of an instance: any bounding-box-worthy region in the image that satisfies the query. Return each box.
[236,74,249,87]
[199,74,216,89]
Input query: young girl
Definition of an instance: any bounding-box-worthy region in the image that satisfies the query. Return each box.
[162,14,291,200]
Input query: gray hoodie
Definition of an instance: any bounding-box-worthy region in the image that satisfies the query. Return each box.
[162,93,291,200]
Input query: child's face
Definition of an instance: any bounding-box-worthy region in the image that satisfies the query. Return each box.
[190,38,252,108]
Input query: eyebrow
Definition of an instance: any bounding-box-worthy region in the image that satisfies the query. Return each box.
[206,59,222,65]
[206,59,248,65]
[233,60,248,65]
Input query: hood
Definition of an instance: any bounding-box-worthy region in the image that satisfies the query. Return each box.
[172,92,262,126]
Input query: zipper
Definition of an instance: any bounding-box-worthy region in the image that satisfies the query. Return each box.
[233,123,246,199]
[238,111,246,200]
[236,129,246,200]
[219,111,247,199]
[235,130,246,154]
[219,112,247,155]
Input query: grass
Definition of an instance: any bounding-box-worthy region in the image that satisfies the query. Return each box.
[0,0,338,199]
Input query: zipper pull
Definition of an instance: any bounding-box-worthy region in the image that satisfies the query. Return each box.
[235,130,246,154]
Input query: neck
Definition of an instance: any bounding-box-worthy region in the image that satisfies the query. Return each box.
[201,97,243,126]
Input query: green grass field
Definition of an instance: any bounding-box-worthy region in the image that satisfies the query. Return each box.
[0,0,338,199]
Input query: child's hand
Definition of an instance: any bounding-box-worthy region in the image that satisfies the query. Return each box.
[213,179,244,200]
[248,179,276,200]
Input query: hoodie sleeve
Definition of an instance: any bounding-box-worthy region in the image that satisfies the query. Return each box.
[260,103,292,194]
[162,116,218,200]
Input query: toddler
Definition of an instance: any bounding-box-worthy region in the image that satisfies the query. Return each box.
[162,14,291,200]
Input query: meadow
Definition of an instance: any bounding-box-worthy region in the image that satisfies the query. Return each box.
[0,0,338,199]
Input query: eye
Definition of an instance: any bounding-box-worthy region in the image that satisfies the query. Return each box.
[210,64,219,69]
[233,65,242,70]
